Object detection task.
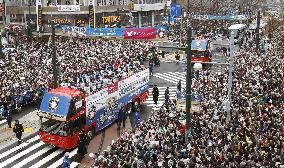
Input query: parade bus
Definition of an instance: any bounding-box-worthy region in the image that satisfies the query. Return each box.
[37,68,149,149]
[191,39,212,63]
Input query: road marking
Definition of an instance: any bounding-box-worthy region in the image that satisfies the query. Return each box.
[47,148,78,168]
[0,135,39,160]
[10,146,53,168]
[29,148,65,168]
[0,119,7,125]
[0,141,45,167]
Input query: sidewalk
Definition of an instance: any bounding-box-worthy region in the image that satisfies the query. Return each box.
[0,109,40,151]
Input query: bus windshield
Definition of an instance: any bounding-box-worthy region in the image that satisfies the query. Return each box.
[40,119,69,136]
[192,50,208,58]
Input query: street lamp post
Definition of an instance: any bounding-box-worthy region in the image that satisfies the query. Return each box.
[51,20,59,88]
[38,31,43,59]
[256,10,260,52]
[27,0,32,44]
[117,8,120,28]
[226,30,235,124]
[185,27,192,143]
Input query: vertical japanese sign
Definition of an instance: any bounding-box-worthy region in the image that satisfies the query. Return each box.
[37,0,42,31]
[0,0,5,24]
[89,0,95,28]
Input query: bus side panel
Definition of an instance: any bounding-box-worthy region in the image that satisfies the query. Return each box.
[93,84,149,132]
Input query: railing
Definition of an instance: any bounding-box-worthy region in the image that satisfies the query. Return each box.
[6,0,167,7]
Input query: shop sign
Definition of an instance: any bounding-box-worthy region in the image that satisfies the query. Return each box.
[89,5,94,28]
[45,15,88,26]
[38,6,43,29]
[58,5,80,12]
[102,16,120,23]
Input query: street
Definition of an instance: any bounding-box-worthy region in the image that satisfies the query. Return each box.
[0,42,228,167]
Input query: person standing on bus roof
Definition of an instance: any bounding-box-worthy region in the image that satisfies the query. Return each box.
[62,152,71,168]
[13,120,24,145]
[77,131,88,159]
[152,85,159,105]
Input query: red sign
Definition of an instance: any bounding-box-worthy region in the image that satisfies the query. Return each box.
[124,28,156,39]
[107,81,119,94]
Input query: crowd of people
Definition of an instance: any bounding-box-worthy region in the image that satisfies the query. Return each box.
[168,18,245,46]
[0,39,160,112]
[89,25,284,167]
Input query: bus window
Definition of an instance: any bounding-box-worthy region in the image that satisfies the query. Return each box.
[68,114,86,134]
[40,119,69,136]
[68,97,84,118]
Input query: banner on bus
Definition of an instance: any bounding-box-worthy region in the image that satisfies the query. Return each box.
[124,28,156,39]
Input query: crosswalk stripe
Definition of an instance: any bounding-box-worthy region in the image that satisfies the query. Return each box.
[0,119,7,125]
[144,85,178,109]
[47,148,78,168]
[10,146,53,168]
[28,148,65,168]
[148,93,176,98]
[71,162,80,168]
[0,136,40,160]
[0,141,45,167]
[168,72,186,80]
[154,73,184,86]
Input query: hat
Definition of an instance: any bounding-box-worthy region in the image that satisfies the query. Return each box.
[64,152,70,157]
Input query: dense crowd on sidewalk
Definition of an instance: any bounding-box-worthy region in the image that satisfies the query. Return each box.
[0,39,159,111]
[168,18,243,46]
[90,26,284,167]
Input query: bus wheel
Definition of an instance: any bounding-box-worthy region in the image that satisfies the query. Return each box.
[87,127,95,141]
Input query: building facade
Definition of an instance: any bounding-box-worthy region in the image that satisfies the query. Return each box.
[1,0,169,32]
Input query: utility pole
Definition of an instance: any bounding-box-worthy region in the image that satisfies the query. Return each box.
[0,34,3,58]
[226,30,235,124]
[2,0,6,25]
[187,0,190,13]
[27,0,32,44]
[180,8,183,46]
[51,21,58,88]
[256,10,260,52]
[185,27,192,144]
[117,8,120,28]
